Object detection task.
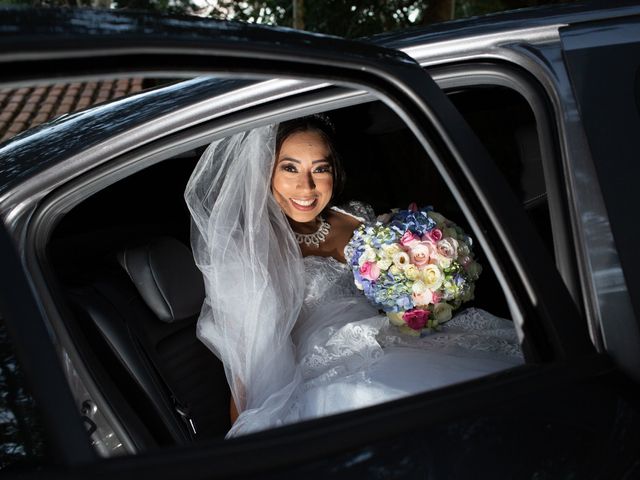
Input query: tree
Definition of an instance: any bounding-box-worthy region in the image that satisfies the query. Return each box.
[208,0,438,37]
[205,0,574,38]
[0,0,579,35]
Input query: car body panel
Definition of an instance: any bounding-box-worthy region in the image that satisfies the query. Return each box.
[560,17,640,378]
[0,221,95,466]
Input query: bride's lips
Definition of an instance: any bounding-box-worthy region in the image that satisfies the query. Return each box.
[290,197,318,211]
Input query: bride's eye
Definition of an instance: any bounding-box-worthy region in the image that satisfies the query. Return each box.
[280,163,298,173]
[314,164,332,174]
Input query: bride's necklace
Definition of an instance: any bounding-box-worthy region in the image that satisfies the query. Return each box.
[294,216,331,248]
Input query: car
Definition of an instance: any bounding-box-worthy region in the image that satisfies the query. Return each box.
[1,3,640,478]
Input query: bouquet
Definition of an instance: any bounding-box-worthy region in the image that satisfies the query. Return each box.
[346,204,482,336]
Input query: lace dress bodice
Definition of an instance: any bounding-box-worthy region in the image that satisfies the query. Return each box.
[300,201,377,316]
[302,256,358,313]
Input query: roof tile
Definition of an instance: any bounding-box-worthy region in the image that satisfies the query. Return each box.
[0,78,147,142]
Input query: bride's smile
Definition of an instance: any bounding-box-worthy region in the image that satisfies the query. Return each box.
[290,197,318,211]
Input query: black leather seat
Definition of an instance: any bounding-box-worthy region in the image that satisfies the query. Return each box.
[67,237,230,445]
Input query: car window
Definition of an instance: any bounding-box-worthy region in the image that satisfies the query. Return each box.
[0,314,47,471]
[43,93,540,456]
[444,85,552,257]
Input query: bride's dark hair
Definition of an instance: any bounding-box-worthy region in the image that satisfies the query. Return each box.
[275,114,346,204]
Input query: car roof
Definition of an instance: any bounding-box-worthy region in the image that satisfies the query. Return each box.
[365,1,640,50]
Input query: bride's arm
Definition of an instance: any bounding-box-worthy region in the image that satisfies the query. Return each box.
[229,379,245,425]
[230,398,239,424]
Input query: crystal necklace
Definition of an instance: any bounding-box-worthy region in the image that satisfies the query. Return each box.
[294,216,331,248]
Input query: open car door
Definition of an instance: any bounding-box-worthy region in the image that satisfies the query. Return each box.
[0,8,614,480]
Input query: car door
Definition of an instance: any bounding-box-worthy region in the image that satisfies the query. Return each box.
[560,16,640,381]
[0,7,636,480]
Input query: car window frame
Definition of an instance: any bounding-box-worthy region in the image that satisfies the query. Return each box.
[425,61,582,311]
[24,90,588,460]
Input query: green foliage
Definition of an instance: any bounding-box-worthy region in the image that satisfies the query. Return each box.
[210,0,434,38]
[0,0,577,36]
[112,0,196,15]
[207,0,574,38]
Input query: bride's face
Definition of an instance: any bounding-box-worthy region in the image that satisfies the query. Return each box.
[272,130,334,224]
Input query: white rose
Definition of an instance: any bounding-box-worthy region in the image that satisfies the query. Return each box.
[377,258,393,271]
[411,280,427,295]
[437,256,452,270]
[404,264,420,280]
[392,251,411,270]
[421,264,444,290]
[382,243,403,257]
[387,311,405,327]
[433,302,453,323]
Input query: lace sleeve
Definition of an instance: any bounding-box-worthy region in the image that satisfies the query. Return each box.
[331,200,376,223]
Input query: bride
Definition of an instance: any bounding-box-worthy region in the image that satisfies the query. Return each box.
[184,115,523,437]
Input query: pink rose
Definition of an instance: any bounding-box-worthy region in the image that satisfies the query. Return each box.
[431,292,442,304]
[400,231,420,248]
[423,228,443,243]
[436,238,458,259]
[412,289,433,307]
[402,309,429,330]
[409,242,432,268]
[360,261,381,281]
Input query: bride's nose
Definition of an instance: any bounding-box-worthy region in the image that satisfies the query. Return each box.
[298,171,316,190]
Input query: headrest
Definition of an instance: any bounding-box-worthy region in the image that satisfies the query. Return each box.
[117,237,205,323]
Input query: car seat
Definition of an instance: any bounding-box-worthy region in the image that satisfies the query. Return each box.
[66,236,230,446]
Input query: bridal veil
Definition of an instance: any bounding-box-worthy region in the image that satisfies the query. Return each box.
[184,125,305,434]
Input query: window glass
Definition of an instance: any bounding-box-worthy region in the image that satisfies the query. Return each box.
[0,315,47,471]
[445,86,553,255]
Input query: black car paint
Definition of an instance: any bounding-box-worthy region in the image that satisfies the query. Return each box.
[561,17,640,343]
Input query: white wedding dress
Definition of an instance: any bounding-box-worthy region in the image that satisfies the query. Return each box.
[184,126,523,438]
[227,204,523,436]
